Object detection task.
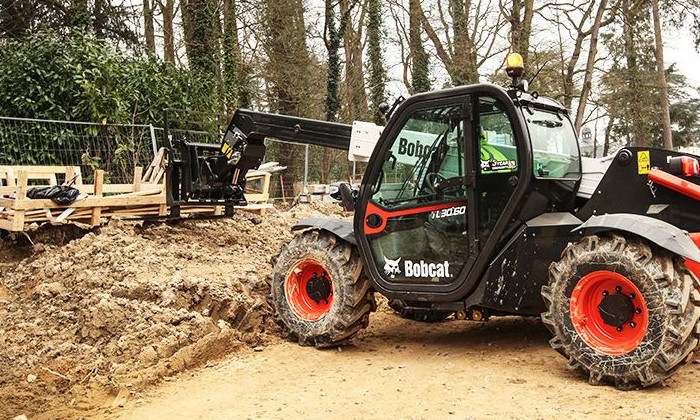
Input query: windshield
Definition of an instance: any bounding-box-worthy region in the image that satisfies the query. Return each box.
[524,108,580,179]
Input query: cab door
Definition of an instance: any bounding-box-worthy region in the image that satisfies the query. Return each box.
[356,98,477,291]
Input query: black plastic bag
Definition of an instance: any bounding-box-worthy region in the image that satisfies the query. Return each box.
[27,185,81,205]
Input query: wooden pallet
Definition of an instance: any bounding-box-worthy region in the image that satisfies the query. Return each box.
[0,150,273,232]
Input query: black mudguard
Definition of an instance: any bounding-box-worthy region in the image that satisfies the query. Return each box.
[292,218,356,246]
[575,213,700,263]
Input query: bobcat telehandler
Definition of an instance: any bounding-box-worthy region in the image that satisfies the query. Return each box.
[166,53,700,389]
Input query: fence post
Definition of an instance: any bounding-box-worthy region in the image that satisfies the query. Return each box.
[149,124,157,157]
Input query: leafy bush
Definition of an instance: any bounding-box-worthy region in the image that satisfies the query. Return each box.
[0,30,219,124]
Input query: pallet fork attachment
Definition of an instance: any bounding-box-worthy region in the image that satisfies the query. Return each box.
[165,109,352,216]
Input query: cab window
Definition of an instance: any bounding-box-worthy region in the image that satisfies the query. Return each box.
[477,96,518,175]
[525,108,580,179]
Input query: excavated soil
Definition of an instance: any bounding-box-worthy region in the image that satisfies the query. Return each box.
[5,202,700,419]
[0,202,346,419]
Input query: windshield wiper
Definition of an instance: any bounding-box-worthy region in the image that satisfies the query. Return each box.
[531,120,562,128]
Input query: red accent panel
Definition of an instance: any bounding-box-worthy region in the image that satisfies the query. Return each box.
[364,200,467,235]
[686,233,700,282]
[648,168,700,202]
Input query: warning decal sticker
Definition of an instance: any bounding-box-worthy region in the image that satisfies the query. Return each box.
[638,150,650,175]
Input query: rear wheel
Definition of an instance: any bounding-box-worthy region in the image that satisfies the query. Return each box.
[268,230,375,347]
[542,233,700,389]
[388,300,452,322]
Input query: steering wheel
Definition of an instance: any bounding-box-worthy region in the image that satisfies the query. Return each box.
[424,172,446,195]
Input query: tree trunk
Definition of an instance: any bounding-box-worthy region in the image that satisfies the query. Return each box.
[324,0,340,122]
[574,0,608,134]
[651,0,673,149]
[622,0,646,146]
[340,0,368,121]
[509,0,534,63]
[263,0,313,193]
[604,111,614,156]
[451,0,478,85]
[181,0,194,64]
[223,0,242,111]
[161,0,176,63]
[366,0,386,125]
[408,0,429,92]
[561,1,595,110]
[144,0,156,54]
[409,0,430,93]
[185,0,218,78]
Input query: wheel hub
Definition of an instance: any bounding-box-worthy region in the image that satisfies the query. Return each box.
[597,291,635,328]
[306,272,331,304]
[284,258,334,321]
[569,270,649,355]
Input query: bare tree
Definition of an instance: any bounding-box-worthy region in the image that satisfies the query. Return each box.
[548,0,616,111]
[158,0,176,63]
[417,0,506,86]
[651,0,673,148]
[573,0,611,133]
[504,0,534,62]
[143,0,156,54]
[409,0,430,92]
[340,0,368,121]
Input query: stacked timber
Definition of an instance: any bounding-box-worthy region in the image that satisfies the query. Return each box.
[0,149,273,232]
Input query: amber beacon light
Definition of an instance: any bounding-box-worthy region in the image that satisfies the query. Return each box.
[506,52,524,78]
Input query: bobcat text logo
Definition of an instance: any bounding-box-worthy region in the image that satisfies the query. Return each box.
[404,260,452,278]
[383,258,452,279]
[383,257,402,278]
[397,138,435,159]
[430,205,466,219]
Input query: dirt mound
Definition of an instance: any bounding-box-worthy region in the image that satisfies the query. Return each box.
[0,202,349,419]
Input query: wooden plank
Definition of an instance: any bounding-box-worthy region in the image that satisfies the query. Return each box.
[11,171,27,231]
[0,218,15,231]
[91,170,104,226]
[132,167,143,192]
[65,167,77,185]
[15,171,27,200]
[0,165,79,175]
[6,168,15,188]
[53,208,76,224]
[3,194,167,210]
[244,193,268,203]
[74,167,83,185]
[73,183,163,195]
[152,167,165,185]
[0,184,162,196]
[145,148,166,183]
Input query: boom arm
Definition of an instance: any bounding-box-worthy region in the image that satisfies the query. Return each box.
[229,109,353,150]
[166,109,353,214]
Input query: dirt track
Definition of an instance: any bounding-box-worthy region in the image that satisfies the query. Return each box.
[109,304,700,420]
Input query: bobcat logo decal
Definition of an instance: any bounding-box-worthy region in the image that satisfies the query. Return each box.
[383,257,402,278]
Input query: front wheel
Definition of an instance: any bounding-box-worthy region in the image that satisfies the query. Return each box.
[542,233,700,389]
[268,230,375,347]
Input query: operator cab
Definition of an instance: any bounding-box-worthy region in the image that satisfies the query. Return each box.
[355,55,581,300]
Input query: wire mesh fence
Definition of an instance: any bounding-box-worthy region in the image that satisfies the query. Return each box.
[0,112,350,198]
[161,108,228,150]
[0,116,158,184]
